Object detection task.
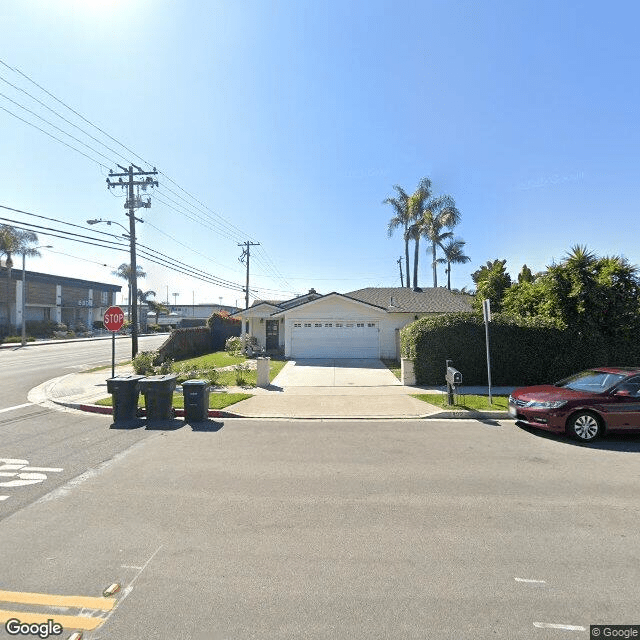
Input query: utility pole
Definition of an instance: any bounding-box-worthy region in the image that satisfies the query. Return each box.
[106,164,158,359]
[397,257,404,287]
[238,241,260,310]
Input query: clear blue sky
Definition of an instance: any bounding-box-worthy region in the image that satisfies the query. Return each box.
[2,0,639,308]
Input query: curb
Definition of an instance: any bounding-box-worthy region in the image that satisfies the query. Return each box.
[66,402,241,420]
[62,400,509,421]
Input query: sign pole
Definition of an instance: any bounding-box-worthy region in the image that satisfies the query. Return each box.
[483,299,493,405]
[103,306,125,378]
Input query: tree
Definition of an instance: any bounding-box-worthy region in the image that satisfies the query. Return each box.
[147,299,168,325]
[437,237,471,290]
[472,258,512,313]
[137,289,156,331]
[112,263,146,320]
[406,178,433,288]
[518,264,534,283]
[384,185,412,288]
[0,225,40,332]
[418,194,461,287]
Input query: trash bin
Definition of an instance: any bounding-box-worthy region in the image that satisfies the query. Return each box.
[106,375,145,423]
[182,379,211,422]
[138,374,178,422]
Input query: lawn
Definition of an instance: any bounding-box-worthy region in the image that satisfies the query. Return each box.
[95,391,252,410]
[381,359,401,380]
[412,393,509,411]
[173,351,247,368]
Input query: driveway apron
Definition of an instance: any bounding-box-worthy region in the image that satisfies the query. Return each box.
[230,359,433,418]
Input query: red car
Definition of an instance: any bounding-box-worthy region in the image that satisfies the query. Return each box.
[508,367,640,442]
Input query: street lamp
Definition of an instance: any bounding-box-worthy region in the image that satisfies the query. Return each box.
[22,245,52,347]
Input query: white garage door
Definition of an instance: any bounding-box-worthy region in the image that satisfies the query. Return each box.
[291,321,379,358]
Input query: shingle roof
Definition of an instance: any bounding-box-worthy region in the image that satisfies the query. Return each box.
[345,287,473,313]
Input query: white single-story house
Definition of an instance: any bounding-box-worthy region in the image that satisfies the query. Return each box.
[233,287,472,359]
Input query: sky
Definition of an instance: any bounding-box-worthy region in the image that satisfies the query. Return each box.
[1,0,639,309]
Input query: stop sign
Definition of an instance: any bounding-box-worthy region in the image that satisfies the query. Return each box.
[103,306,125,332]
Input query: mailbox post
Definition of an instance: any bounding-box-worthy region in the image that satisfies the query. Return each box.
[445,359,462,406]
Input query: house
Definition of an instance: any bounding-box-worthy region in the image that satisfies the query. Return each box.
[233,287,472,359]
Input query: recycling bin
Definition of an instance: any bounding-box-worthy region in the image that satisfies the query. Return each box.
[106,375,145,423]
[182,379,211,422]
[138,374,178,422]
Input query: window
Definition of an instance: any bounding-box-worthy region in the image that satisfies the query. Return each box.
[293,323,302,327]
[304,323,311,327]
[368,323,376,327]
[315,323,322,327]
[356,323,364,327]
[346,323,354,328]
[335,323,343,327]
[101,291,108,304]
[325,323,332,327]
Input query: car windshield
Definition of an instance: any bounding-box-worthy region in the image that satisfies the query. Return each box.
[555,370,626,392]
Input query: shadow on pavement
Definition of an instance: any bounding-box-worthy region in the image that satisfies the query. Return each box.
[187,420,224,432]
[515,421,640,452]
[109,419,146,430]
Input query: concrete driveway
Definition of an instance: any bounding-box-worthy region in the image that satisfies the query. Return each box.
[272,358,402,387]
[229,358,435,418]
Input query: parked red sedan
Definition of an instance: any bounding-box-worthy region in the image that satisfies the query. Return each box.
[508,367,640,442]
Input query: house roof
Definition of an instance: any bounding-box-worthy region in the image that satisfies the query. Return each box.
[345,287,473,313]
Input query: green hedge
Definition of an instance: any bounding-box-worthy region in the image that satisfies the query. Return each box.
[400,312,640,386]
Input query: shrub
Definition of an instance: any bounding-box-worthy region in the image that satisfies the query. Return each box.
[132,350,157,375]
[3,335,35,343]
[234,362,249,386]
[225,336,243,355]
[157,357,174,375]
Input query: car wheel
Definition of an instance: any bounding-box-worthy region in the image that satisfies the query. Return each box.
[567,411,602,442]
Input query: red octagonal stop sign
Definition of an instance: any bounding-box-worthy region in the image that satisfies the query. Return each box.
[103,306,125,332]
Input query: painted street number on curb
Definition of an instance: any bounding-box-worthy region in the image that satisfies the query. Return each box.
[0,458,63,502]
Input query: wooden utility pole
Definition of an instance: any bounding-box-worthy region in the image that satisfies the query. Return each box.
[238,241,260,309]
[397,256,404,287]
[106,164,158,358]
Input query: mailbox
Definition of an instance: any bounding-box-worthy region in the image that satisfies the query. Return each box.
[446,366,462,386]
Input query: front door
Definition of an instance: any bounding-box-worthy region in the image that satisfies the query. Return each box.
[266,320,279,351]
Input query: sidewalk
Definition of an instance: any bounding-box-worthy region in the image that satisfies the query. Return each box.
[29,364,516,420]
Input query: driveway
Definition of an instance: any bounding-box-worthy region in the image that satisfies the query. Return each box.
[272,358,402,387]
[229,358,434,418]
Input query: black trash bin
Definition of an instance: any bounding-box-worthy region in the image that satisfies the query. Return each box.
[106,375,145,423]
[182,379,211,422]
[138,374,178,422]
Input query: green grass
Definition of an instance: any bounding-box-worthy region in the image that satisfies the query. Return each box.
[95,391,252,410]
[173,352,247,368]
[381,359,401,380]
[412,393,509,411]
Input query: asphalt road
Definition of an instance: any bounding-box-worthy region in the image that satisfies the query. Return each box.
[0,335,167,519]
[0,413,639,639]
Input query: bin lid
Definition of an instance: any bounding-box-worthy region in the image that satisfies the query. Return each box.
[139,374,178,382]
[182,379,210,387]
[106,374,146,383]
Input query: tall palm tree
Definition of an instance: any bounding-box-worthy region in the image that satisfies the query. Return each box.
[147,299,169,325]
[437,237,471,290]
[112,263,146,320]
[406,178,433,289]
[384,185,412,288]
[419,195,461,287]
[0,225,40,332]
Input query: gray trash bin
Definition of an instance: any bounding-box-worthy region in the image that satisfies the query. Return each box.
[182,379,211,422]
[106,375,145,423]
[138,374,178,421]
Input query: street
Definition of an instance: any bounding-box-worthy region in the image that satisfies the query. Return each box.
[0,352,639,640]
[0,335,167,518]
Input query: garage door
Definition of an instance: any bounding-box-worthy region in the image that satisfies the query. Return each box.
[291,321,379,358]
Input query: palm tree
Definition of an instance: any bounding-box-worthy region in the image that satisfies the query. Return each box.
[437,237,471,290]
[137,289,156,332]
[112,263,146,320]
[384,185,412,288]
[0,226,40,332]
[406,178,433,289]
[419,195,461,287]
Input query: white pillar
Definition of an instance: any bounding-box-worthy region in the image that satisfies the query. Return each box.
[54,285,62,324]
[15,280,23,331]
[87,289,93,328]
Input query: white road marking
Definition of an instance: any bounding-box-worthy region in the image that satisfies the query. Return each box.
[0,496,9,501]
[20,467,64,473]
[0,403,32,414]
[515,577,547,583]
[533,622,586,631]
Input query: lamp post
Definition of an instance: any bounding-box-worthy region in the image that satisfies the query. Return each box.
[21,245,52,347]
